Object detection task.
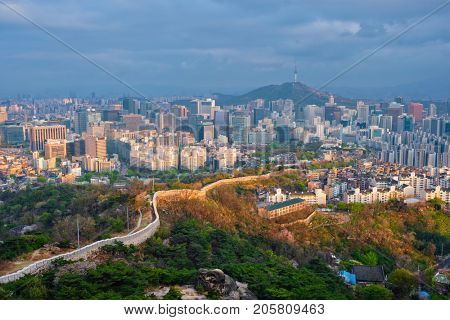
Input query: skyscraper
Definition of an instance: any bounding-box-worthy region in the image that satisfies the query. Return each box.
[156,112,176,132]
[379,115,393,131]
[0,106,8,123]
[387,103,403,132]
[30,125,67,151]
[123,98,140,114]
[0,123,25,146]
[44,140,67,159]
[253,108,266,126]
[428,104,437,117]
[171,105,189,118]
[123,114,145,131]
[430,117,444,136]
[139,101,152,117]
[192,98,215,117]
[200,120,215,142]
[74,108,101,134]
[408,103,423,121]
[214,110,230,139]
[102,110,121,122]
[231,114,251,145]
[397,114,414,133]
[357,103,369,125]
[85,135,107,158]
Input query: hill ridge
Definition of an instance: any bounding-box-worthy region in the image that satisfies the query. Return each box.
[214,81,356,107]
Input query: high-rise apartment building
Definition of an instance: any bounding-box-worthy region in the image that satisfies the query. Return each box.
[156,112,176,132]
[369,115,380,127]
[122,114,145,131]
[214,146,237,169]
[180,146,207,171]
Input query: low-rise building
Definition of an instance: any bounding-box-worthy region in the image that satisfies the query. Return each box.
[258,198,307,219]
[297,189,327,206]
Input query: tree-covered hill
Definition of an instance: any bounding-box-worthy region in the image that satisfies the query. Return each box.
[0,184,141,265]
[0,219,353,300]
[1,172,448,299]
[214,82,356,107]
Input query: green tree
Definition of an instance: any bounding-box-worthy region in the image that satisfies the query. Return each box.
[356,285,393,300]
[163,287,183,300]
[359,251,379,266]
[37,176,47,183]
[336,202,349,211]
[295,181,307,192]
[17,277,47,299]
[388,268,418,299]
[111,218,125,233]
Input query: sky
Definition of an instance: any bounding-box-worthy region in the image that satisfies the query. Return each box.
[0,0,449,98]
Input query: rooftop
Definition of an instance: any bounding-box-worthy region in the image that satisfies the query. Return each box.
[351,265,385,283]
[266,198,304,211]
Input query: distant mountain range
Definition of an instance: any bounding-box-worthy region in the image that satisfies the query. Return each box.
[214,82,357,107]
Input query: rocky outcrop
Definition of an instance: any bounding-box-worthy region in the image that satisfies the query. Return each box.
[235,281,257,300]
[53,260,97,283]
[197,268,256,300]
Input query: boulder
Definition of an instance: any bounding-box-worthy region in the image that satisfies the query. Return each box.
[236,281,257,300]
[197,268,256,300]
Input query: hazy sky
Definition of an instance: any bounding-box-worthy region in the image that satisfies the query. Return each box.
[0,0,449,97]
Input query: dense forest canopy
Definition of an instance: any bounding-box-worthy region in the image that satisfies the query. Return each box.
[0,184,137,264]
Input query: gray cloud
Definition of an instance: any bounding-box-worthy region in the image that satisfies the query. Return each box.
[0,0,449,97]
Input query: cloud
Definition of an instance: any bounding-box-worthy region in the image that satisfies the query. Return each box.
[356,23,387,38]
[0,0,449,96]
[0,0,109,29]
[289,20,361,36]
